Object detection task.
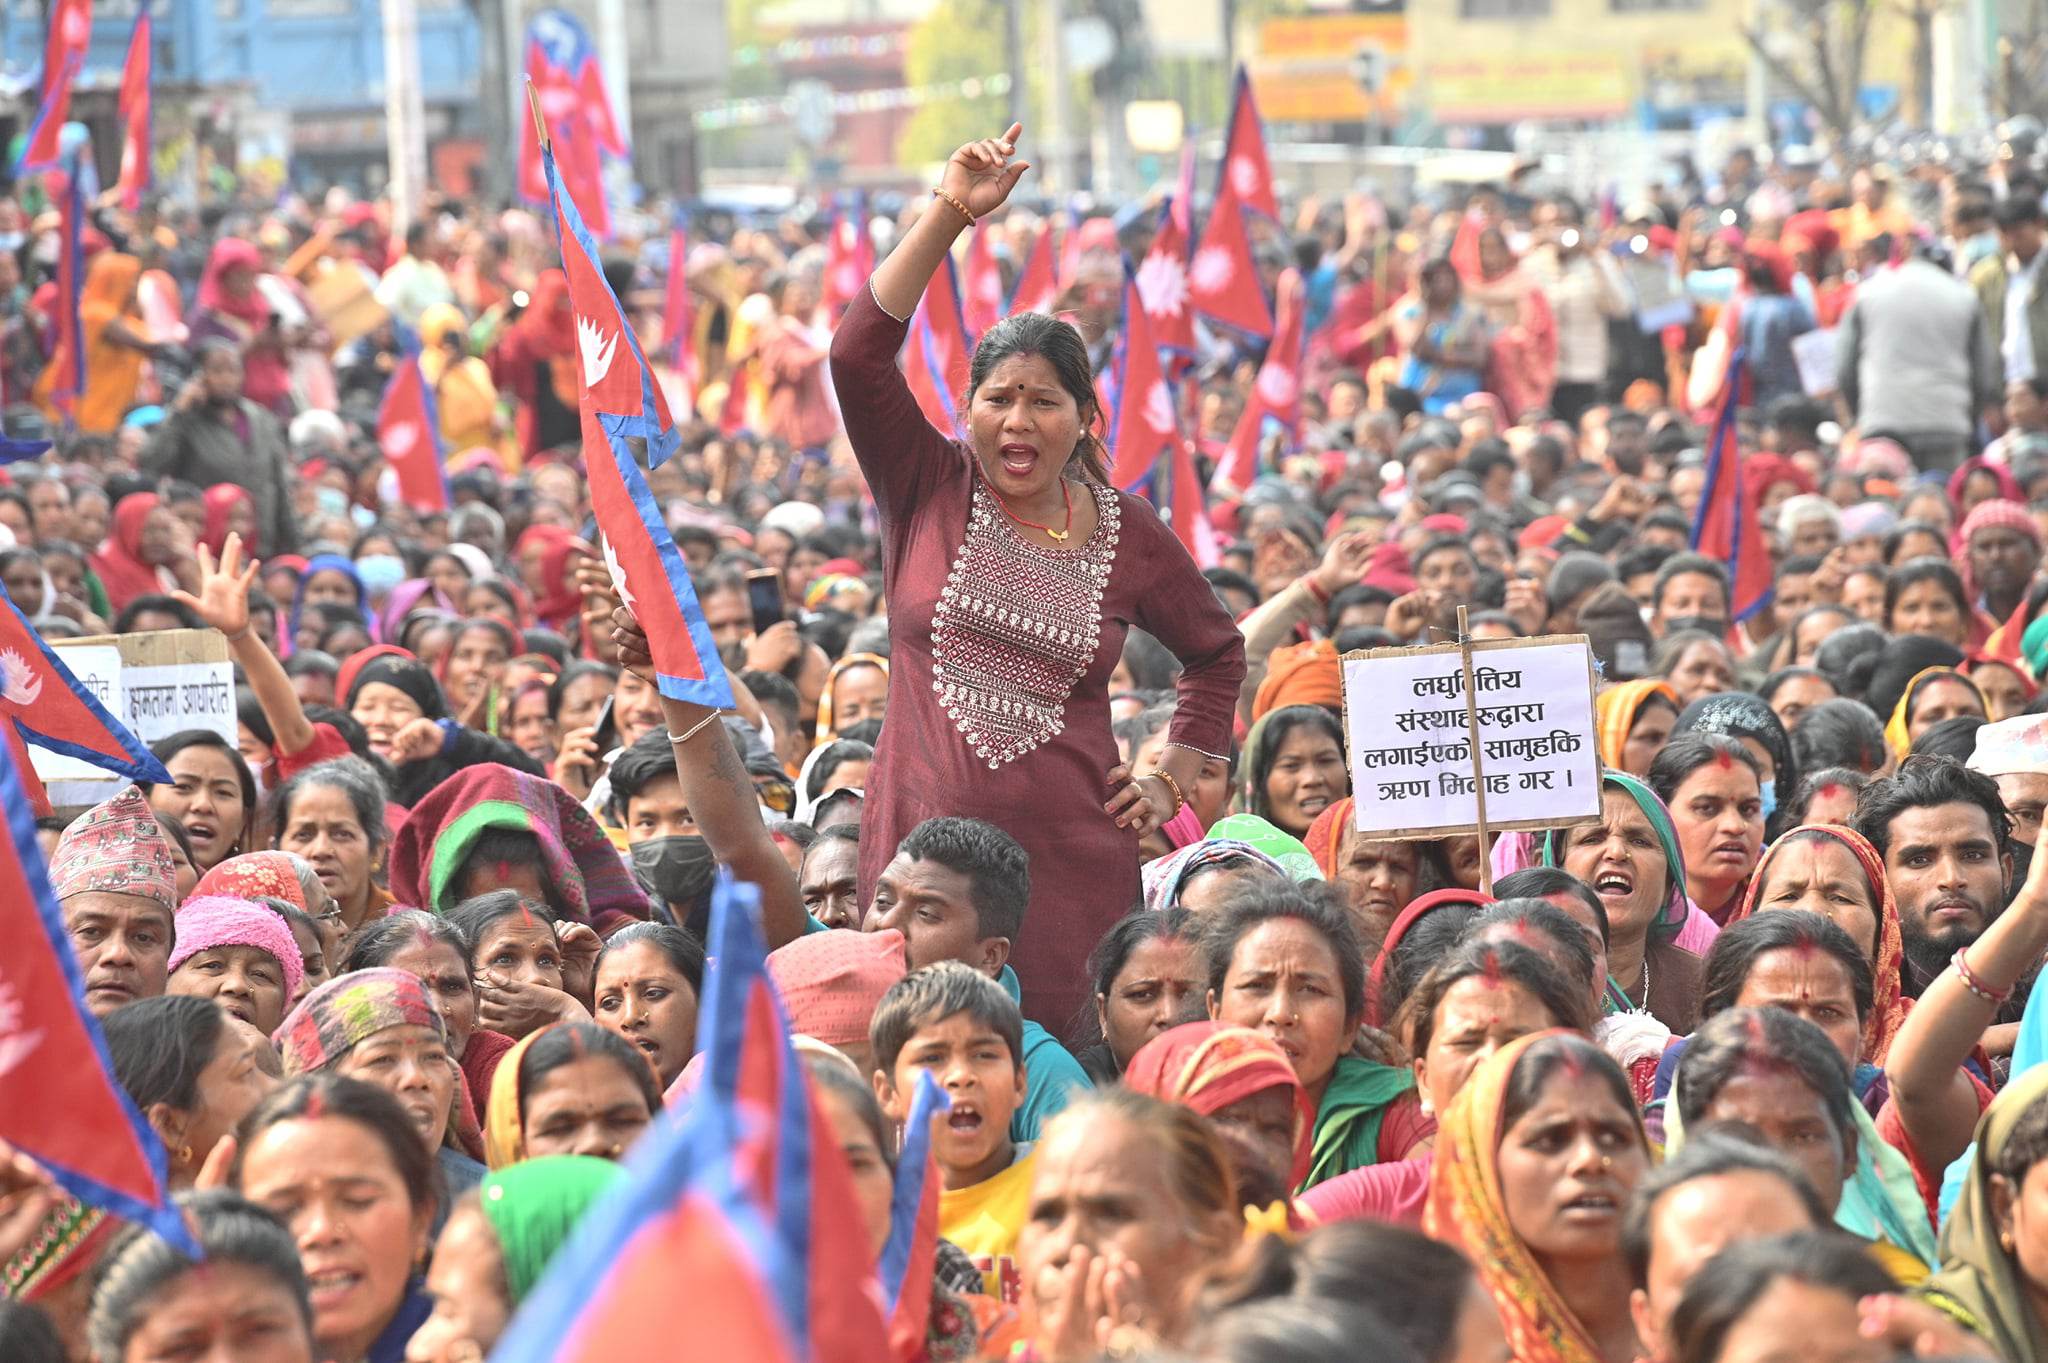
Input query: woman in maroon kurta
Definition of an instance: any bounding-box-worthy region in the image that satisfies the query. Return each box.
[828,123,1245,1026]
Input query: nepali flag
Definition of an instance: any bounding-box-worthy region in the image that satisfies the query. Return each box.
[879,1072,948,1357]
[0,722,195,1256]
[114,6,151,212]
[1189,182,1272,339]
[1108,260,1179,492]
[1211,267,1306,498]
[661,220,699,409]
[491,877,892,1363]
[961,225,1005,337]
[903,254,974,437]
[543,141,728,708]
[0,581,168,816]
[822,198,873,319]
[519,11,624,239]
[1220,67,1279,222]
[45,154,86,415]
[1007,221,1058,316]
[376,352,449,514]
[17,0,91,174]
[1689,348,1773,627]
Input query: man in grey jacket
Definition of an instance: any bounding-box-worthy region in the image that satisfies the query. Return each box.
[1836,241,2001,474]
[140,339,299,554]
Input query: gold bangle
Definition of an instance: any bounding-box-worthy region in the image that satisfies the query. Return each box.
[1146,769,1185,821]
[931,187,976,227]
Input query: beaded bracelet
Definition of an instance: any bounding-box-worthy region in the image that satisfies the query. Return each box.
[931,187,976,227]
[1952,948,2012,1005]
[1145,768,1186,821]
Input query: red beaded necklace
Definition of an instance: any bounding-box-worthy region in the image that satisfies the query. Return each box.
[988,475,1074,543]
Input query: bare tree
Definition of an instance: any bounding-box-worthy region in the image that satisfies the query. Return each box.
[1740,0,1878,146]
[1992,0,2048,123]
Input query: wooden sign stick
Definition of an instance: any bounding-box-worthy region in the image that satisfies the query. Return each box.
[1455,605,1493,895]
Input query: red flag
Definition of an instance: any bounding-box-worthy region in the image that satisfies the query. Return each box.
[519,14,619,239]
[1449,210,1486,285]
[1189,184,1272,338]
[821,202,873,319]
[1136,201,1196,359]
[903,256,973,437]
[1211,268,1306,497]
[1108,262,1179,491]
[544,138,729,707]
[961,225,1005,337]
[575,55,628,159]
[880,1073,947,1355]
[45,160,84,414]
[377,354,448,513]
[114,7,151,213]
[1161,425,1222,568]
[1221,67,1278,221]
[1007,222,1058,315]
[0,737,194,1257]
[1689,350,1774,627]
[18,0,90,173]
[661,222,699,410]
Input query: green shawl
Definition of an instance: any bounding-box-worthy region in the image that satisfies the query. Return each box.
[1921,1066,2048,1361]
[1301,1054,1417,1192]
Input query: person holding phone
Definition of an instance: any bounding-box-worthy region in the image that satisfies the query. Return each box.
[825,122,1246,1027]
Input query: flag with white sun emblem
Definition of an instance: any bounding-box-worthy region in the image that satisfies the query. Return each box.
[542,138,731,708]
[377,352,449,513]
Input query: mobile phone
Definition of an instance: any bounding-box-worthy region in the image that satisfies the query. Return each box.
[592,694,617,752]
[746,568,784,632]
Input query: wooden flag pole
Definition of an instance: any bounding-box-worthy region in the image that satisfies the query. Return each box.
[523,77,549,152]
[1455,604,1493,895]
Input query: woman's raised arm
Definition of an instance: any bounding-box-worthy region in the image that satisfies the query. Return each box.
[870,122,1029,321]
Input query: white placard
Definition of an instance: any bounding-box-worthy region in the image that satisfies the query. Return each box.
[117,660,237,745]
[1340,635,1603,841]
[1791,326,1838,398]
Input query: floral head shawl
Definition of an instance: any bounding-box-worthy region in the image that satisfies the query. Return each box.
[1124,1022,1314,1187]
[1303,796,1356,878]
[1594,679,1677,771]
[1672,691,1795,809]
[274,967,446,1075]
[48,784,176,909]
[1425,1030,1644,1363]
[1730,824,1907,1065]
[193,851,308,912]
[1540,770,1689,947]
[1140,838,1287,913]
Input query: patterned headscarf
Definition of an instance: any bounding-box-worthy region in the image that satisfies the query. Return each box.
[1729,825,1908,1064]
[193,851,308,912]
[1672,692,1796,809]
[766,929,906,1049]
[1594,679,1677,772]
[1124,1022,1314,1187]
[0,1200,114,1302]
[1303,797,1356,878]
[1539,770,1690,946]
[167,896,306,1003]
[1883,666,1985,760]
[1922,1066,2048,1363]
[274,968,446,1075]
[48,785,177,909]
[1140,838,1289,912]
[1426,1031,1646,1363]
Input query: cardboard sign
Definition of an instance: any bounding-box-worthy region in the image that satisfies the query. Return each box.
[1340,634,1603,842]
[35,631,235,805]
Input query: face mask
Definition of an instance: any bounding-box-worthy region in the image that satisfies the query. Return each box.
[1961,231,2001,271]
[631,835,718,934]
[1760,783,1778,822]
[315,488,349,518]
[355,554,406,598]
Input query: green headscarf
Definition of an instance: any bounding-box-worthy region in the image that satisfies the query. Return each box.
[1300,1054,1417,1193]
[1206,814,1326,884]
[478,1154,626,1303]
[2025,614,2048,680]
[1921,1065,2048,1360]
[1538,769,1689,946]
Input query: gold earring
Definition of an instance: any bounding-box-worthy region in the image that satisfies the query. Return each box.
[2004,1232,2017,1253]
[178,1145,192,1164]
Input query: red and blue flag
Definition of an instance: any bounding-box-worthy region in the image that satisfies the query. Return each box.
[114,6,151,212]
[1211,266,1306,498]
[822,196,873,320]
[376,352,449,514]
[0,731,194,1255]
[0,575,167,815]
[904,254,974,437]
[542,138,728,708]
[44,153,85,416]
[1689,348,1773,626]
[1007,221,1057,316]
[1108,261,1218,567]
[519,11,624,239]
[1220,67,1278,221]
[661,220,700,411]
[17,0,91,174]
[880,1071,949,1356]
[961,223,1005,337]
[490,876,892,1363]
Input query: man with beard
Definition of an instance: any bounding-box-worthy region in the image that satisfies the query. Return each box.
[1857,755,2015,998]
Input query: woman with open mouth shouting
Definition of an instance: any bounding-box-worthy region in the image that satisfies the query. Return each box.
[826,119,1246,1029]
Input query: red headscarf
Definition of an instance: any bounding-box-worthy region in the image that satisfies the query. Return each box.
[90,492,167,610]
[1124,1021,1315,1187]
[197,238,269,323]
[515,524,582,633]
[201,484,255,557]
[1366,889,1496,1026]
[1948,458,2024,522]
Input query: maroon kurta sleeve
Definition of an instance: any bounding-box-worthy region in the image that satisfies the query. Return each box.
[827,283,958,526]
[1124,500,1247,759]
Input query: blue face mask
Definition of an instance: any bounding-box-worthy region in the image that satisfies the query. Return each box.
[355,554,406,598]
[1760,782,1778,822]
[315,487,349,518]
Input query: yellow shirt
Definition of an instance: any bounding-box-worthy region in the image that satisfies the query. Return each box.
[939,1149,1037,1304]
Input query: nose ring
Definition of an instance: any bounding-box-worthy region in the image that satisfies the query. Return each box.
[1600,1155,1613,1170]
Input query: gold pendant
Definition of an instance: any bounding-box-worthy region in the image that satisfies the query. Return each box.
[1047,528,1069,543]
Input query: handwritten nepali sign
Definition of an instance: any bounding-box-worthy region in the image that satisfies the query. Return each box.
[1339,634,1602,841]
[36,631,235,807]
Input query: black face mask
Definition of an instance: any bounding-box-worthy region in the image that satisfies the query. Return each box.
[631,834,717,935]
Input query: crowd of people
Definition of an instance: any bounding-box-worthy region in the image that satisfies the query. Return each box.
[15,113,2048,1362]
